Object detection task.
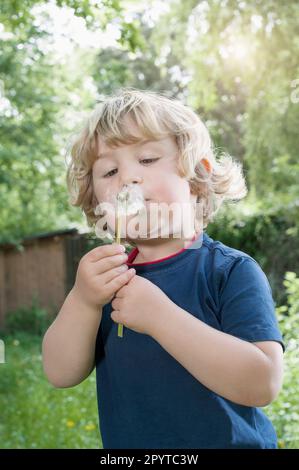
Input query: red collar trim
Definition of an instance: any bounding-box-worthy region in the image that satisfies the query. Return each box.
[127,232,201,266]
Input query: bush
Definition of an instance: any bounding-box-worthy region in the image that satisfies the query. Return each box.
[265,271,299,448]
[3,298,51,336]
[209,202,299,306]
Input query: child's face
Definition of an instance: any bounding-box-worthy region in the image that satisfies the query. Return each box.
[92,120,197,241]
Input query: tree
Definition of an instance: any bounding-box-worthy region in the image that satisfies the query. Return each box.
[0,0,143,244]
[151,0,299,204]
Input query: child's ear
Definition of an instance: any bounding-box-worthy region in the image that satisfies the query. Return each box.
[201,158,212,173]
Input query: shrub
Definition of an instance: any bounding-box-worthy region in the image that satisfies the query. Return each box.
[3,297,51,336]
[209,202,299,305]
[265,272,299,448]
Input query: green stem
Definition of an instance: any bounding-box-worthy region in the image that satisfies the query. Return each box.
[116,202,124,338]
[117,323,124,338]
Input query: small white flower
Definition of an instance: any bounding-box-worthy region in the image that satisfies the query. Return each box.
[116,184,145,216]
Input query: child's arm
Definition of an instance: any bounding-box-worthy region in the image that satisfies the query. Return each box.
[142,256,284,408]
[42,289,102,388]
[149,304,283,407]
[42,243,135,388]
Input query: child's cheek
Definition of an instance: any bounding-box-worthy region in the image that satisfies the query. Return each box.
[153,177,188,205]
[151,183,174,204]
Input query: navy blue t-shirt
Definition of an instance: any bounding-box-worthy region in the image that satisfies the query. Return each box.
[95,231,284,449]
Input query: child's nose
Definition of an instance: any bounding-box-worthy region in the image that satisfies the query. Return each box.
[121,175,143,187]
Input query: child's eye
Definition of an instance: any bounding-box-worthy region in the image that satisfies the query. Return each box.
[140,158,159,165]
[103,169,117,178]
[103,158,159,178]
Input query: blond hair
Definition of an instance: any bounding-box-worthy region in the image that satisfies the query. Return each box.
[66,87,247,235]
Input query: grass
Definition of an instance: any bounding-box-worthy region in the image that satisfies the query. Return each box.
[0,332,101,449]
[1,318,298,449]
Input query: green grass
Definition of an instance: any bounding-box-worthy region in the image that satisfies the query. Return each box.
[1,316,298,449]
[0,332,101,449]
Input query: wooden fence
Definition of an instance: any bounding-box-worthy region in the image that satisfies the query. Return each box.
[0,229,102,328]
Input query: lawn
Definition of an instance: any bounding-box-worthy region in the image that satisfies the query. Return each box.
[1,311,298,449]
[0,332,101,449]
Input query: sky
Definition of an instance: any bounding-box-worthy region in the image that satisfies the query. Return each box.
[30,0,170,59]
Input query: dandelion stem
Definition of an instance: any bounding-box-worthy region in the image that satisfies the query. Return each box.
[116,196,124,338]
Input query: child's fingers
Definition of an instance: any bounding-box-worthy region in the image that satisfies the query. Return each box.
[93,253,128,275]
[87,243,125,263]
[103,263,129,284]
[104,268,136,294]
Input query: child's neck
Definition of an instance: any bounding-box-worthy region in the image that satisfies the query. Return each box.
[131,231,199,264]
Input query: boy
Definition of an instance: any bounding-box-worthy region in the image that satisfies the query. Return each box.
[42,88,284,449]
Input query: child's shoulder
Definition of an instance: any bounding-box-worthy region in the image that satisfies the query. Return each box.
[201,232,272,300]
[201,231,258,271]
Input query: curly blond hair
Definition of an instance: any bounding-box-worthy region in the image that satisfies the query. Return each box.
[66,87,247,235]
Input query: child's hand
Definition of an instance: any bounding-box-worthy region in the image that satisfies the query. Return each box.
[111,275,171,336]
[73,244,135,309]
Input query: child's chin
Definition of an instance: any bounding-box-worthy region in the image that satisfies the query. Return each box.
[107,216,193,241]
[125,228,180,242]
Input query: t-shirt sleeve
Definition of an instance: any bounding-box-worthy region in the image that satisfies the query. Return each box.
[218,256,285,352]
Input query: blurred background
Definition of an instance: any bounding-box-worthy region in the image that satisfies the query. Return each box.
[0,0,298,448]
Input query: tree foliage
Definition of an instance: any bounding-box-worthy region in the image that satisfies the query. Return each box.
[152,0,299,202]
[0,0,142,244]
[1,0,299,242]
